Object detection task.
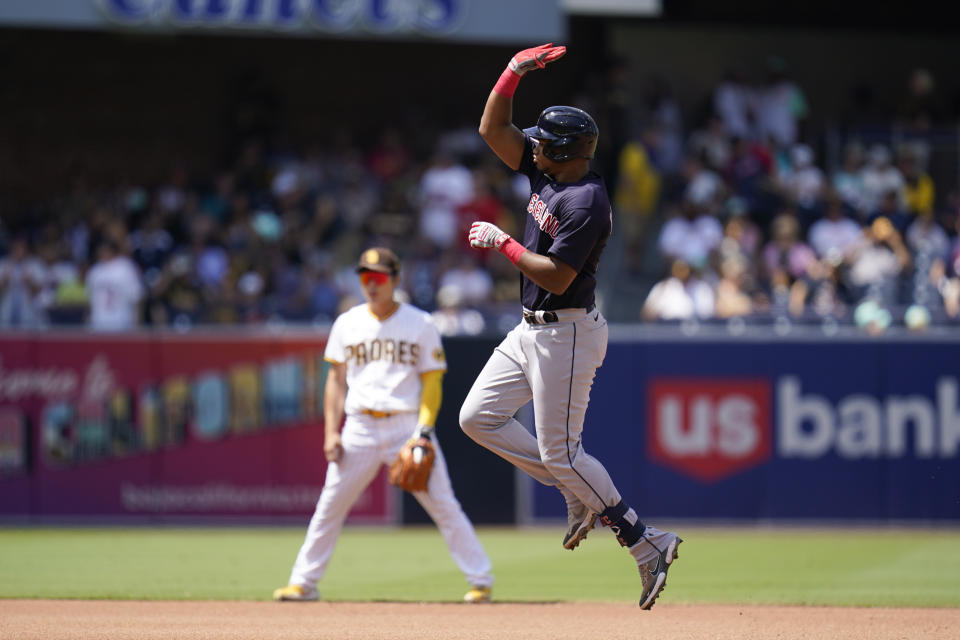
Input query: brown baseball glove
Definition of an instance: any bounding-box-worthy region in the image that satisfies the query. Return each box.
[388,436,435,493]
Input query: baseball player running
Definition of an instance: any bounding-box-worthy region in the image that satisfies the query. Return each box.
[274,248,494,604]
[458,44,681,610]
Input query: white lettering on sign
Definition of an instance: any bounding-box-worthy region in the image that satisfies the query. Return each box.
[0,356,78,400]
[777,376,960,459]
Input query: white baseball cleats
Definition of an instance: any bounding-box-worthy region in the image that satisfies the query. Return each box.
[274,583,491,604]
[463,585,492,603]
[272,584,319,601]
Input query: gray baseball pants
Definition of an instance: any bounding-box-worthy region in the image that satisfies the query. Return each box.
[459,308,622,514]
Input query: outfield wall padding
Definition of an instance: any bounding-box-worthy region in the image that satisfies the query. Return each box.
[3,330,958,523]
[531,332,960,523]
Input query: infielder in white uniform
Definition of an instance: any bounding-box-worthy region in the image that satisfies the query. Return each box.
[459,44,681,610]
[274,247,494,603]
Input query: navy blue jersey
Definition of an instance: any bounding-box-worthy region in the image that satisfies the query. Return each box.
[517,136,612,310]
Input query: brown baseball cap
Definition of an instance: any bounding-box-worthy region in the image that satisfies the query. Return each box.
[356,247,400,275]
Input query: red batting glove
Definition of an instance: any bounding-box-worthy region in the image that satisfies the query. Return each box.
[495,43,566,98]
[509,43,566,76]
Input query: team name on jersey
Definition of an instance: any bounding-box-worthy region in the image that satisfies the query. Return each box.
[345,339,420,367]
[526,193,560,238]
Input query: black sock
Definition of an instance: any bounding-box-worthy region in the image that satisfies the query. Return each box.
[599,501,646,547]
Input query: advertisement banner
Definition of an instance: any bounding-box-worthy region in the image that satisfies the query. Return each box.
[0,0,563,44]
[0,331,391,523]
[532,337,960,522]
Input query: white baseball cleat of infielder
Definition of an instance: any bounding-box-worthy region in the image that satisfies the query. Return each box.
[463,586,492,603]
[273,584,319,602]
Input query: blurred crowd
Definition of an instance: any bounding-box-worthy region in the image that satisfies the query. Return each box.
[0,126,533,335]
[2,60,960,335]
[620,63,960,332]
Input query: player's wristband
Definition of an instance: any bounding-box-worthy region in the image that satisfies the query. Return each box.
[498,237,527,265]
[493,67,521,98]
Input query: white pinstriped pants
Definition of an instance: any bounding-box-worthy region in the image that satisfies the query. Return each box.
[288,413,493,590]
[460,309,623,514]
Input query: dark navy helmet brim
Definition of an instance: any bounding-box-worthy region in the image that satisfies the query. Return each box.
[523,125,560,141]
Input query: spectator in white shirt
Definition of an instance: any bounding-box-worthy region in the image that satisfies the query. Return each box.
[642,259,715,321]
[845,217,911,304]
[752,56,808,149]
[418,151,474,249]
[85,239,144,331]
[713,69,752,141]
[808,195,862,265]
[658,200,724,269]
[781,144,825,211]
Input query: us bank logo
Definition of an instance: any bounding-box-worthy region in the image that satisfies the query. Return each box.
[648,378,772,482]
[648,376,960,483]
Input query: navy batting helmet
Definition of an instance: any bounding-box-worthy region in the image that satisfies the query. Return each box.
[522,105,598,162]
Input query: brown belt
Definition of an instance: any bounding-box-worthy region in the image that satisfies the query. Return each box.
[359,409,399,419]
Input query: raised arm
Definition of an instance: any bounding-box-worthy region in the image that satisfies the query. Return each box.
[479,43,566,171]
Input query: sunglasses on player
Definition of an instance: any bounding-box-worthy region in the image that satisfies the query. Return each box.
[359,270,391,286]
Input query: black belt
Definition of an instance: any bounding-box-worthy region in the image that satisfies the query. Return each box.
[523,303,595,325]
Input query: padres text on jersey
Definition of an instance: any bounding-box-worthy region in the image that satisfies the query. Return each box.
[344,340,420,366]
[324,303,446,415]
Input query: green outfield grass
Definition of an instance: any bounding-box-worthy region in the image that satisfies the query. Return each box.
[0,526,958,607]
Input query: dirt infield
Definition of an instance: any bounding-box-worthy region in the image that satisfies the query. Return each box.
[2,600,957,640]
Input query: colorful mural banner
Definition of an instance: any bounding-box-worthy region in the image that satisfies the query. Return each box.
[0,331,392,522]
